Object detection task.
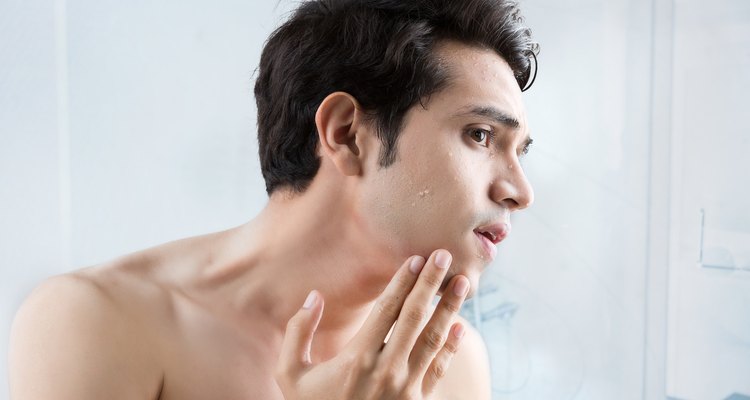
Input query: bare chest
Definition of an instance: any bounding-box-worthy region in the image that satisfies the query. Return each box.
[154,299,285,400]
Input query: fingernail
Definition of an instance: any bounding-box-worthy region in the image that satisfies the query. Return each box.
[409,256,425,274]
[453,276,469,297]
[453,324,465,339]
[434,250,451,269]
[303,291,317,309]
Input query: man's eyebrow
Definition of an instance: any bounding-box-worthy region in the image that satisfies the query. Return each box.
[453,105,521,129]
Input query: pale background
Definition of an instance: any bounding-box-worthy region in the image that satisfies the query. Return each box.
[1,0,748,399]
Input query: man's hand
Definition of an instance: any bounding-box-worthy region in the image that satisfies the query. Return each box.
[275,249,470,399]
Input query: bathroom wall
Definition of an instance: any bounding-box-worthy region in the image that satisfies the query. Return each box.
[1,1,66,398]
[465,0,654,398]
[1,1,748,399]
[666,0,750,398]
[469,1,750,399]
[63,0,279,266]
[0,1,294,397]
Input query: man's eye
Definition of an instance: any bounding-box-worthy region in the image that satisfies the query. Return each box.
[468,128,492,147]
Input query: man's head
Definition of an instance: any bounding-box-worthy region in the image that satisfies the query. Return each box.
[254,0,537,295]
[255,0,538,195]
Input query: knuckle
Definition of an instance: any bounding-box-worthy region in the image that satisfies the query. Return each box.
[423,329,446,352]
[383,376,400,393]
[373,365,399,391]
[355,352,376,371]
[403,306,427,324]
[443,339,460,354]
[395,270,413,288]
[376,299,401,318]
[412,354,431,372]
[431,360,448,380]
[442,299,461,314]
[422,273,443,289]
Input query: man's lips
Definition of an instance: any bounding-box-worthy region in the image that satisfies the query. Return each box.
[473,222,510,260]
[473,222,511,245]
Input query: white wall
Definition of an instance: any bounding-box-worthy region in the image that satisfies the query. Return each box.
[1,1,295,398]
[666,0,750,399]
[468,0,654,398]
[1,1,748,399]
[64,0,291,266]
[1,1,66,398]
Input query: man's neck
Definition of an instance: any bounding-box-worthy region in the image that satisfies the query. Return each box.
[201,177,398,361]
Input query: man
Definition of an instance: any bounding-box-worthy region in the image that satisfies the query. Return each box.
[9,0,537,398]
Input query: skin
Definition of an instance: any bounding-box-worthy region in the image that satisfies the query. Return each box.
[8,40,533,399]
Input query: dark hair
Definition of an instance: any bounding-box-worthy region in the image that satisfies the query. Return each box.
[254,0,539,195]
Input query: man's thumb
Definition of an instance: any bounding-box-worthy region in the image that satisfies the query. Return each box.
[277,290,324,378]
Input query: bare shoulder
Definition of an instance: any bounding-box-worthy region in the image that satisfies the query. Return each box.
[436,314,492,400]
[9,271,165,400]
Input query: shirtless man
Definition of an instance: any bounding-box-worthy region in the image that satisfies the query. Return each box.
[9,0,537,398]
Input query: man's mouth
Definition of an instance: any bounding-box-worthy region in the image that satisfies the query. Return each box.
[473,222,510,245]
[473,222,511,261]
[477,230,498,243]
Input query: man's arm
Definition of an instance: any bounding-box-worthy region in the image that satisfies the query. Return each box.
[9,274,163,400]
[437,315,493,400]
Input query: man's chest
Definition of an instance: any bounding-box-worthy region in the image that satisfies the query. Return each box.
[149,297,470,400]
[155,332,285,400]
[152,301,286,400]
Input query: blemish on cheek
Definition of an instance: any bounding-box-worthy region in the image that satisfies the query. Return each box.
[508,164,513,169]
[418,189,431,197]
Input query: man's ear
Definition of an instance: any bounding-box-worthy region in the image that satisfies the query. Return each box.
[315,92,367,177]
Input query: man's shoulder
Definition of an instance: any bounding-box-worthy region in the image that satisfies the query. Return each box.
[32,255,175,314]
[10,267,169,356]
[436,314,493,400]
[15,265,164,318]
[452,314,489,366]
[14,271,130,329]
[9,271,165,399]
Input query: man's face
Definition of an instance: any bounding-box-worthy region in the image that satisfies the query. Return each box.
[357,41,534,297]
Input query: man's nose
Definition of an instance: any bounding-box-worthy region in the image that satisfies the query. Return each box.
[488,159,534,211]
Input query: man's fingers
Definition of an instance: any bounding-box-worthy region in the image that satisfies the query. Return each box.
[408,274,469,375]
[276,290,324,380]
[380,249,452,364]
[421,323,465,396]
[351,255,425,352]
